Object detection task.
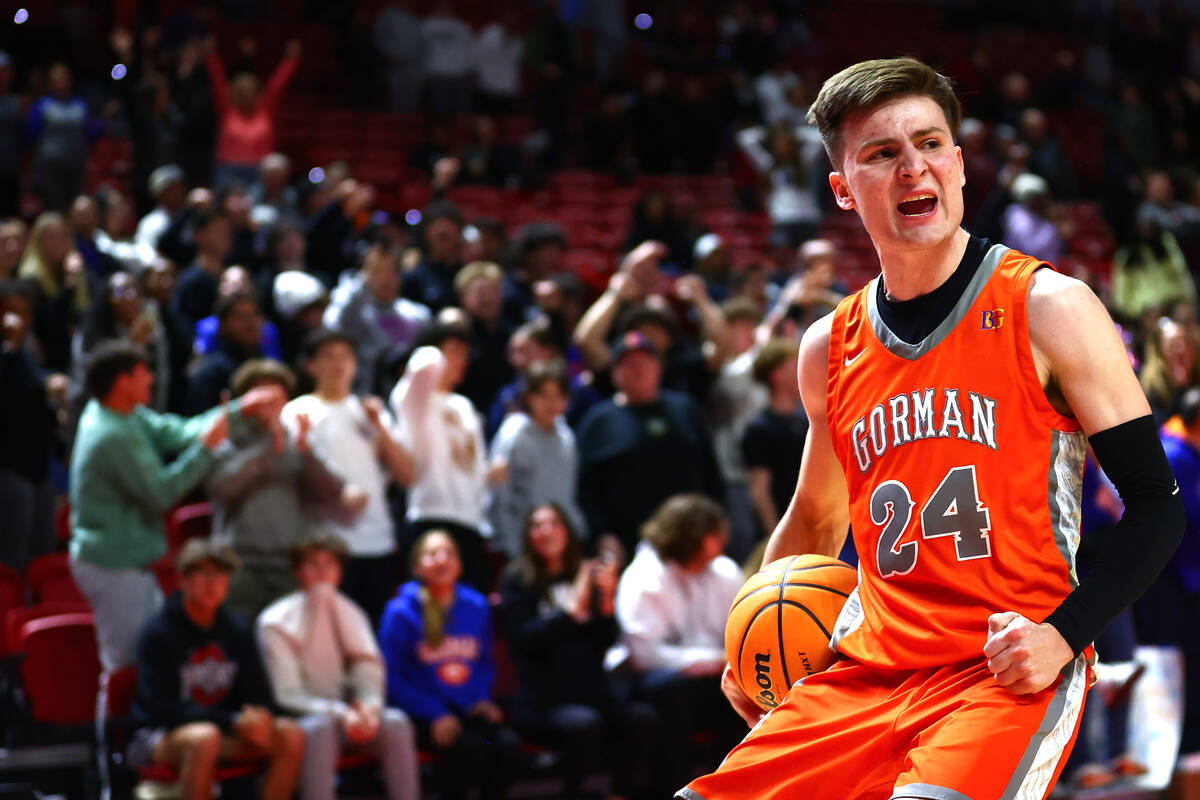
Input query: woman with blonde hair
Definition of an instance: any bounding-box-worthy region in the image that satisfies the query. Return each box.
[1140,314,1200,423]
[18,211,88,370]
[378,530,521,800]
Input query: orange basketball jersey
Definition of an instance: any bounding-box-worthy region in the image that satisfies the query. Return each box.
[826,244,1084,670]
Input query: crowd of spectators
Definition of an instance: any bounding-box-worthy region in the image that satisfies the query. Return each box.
[2,0,1200,796]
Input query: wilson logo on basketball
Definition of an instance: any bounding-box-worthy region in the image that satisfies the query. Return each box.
[754,652,778,708]
[726,555,858,711]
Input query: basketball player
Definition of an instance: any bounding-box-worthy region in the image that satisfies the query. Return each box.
[681,57,1184,800]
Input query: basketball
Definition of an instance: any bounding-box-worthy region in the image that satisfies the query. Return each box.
[725,555,859,711]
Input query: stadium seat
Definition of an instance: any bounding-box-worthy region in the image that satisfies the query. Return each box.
[0,564,22,630]
[4,602,90,659]
[165,502,214,554]
[18,613,100,726]
[103,667,261,791]
[25,553,87,605]
[53,500,71,545]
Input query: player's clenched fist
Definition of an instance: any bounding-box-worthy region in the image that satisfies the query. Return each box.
[983,612,1074,695]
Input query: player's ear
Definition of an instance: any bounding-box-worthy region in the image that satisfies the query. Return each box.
[956,145,966,188]
[829,172,855,211]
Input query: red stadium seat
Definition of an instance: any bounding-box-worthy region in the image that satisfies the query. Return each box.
[165,502,214,554]
[18,612,101,725]
[104,667,262,788]
[54,499,71,545]
[5,601,90,658]
[0,564,22,634]
[26,552,87,605]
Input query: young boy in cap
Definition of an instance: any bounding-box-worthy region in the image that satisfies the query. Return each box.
[129,539,304,800]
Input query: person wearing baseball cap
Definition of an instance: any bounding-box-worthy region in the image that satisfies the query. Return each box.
[576,327,725,560]
[128,536,305,799]
[135,164,187,252]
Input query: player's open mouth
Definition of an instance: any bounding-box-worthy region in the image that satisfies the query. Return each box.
[897,194,937,217]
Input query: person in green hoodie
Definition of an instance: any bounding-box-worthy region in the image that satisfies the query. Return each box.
[69,340,283,676]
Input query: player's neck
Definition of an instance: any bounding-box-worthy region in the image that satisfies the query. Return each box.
[876,228,970,302]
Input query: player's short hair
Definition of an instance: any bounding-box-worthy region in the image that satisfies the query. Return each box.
[641,493,728,565]
[807,57,961,169]
[453,261,503,295]
[230,358,295,398]
[752,338,801,386]
[288,532,349,570]
[85,340,148,400]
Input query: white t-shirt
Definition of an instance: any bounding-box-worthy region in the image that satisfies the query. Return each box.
[613,542,744,674]
[390,347,488,533]
[474,23,523,98]
[281,394,396,557]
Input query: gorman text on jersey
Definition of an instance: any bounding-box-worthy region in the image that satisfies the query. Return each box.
[849,387,998,473]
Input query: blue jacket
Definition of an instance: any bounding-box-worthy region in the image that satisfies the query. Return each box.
[378,581,495,721]
[1162,433,1200,593]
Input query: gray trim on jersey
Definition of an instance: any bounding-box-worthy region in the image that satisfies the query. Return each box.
[829,582,866,652]
[676,788,707,800]
[891,783,975,800]
[999,657,1085,800]
[865,243,1010,361]
[1047,429,1086,589]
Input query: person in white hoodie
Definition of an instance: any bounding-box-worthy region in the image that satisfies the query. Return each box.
[257,534,420,800]
[390,317,506,592]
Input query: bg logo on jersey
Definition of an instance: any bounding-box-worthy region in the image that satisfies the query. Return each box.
[981,309,1005,330]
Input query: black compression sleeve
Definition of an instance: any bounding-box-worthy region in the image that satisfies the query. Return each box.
[1043,415,1184,654]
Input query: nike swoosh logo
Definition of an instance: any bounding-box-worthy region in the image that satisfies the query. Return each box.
[1173,481,1180,496]
[844,351,864,367]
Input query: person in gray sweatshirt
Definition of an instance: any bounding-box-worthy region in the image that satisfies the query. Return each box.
[208,359,368,620]
[486,360,587,557]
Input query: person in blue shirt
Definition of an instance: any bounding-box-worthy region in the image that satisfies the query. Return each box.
[1140,387,1200,752]
[378,529,521,800]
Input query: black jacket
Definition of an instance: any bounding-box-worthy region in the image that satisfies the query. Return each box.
[131,591,274,732]
[497,568,618,709]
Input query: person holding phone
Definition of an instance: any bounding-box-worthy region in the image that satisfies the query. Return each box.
[498,504,658,800]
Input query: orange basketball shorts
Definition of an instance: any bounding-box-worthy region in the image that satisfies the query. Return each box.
[679,653,1089,800]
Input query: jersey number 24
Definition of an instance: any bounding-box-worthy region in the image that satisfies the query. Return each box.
[870,465,992,578]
